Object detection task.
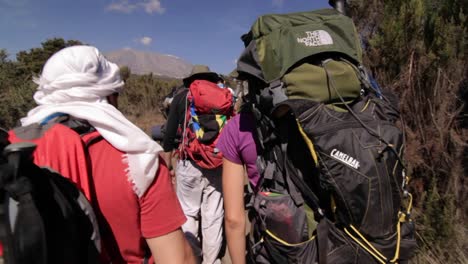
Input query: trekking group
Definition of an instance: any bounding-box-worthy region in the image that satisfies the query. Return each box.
[0,7,417,264]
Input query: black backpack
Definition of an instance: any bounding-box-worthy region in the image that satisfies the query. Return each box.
[237,9,418,264]
[0,128,100,264]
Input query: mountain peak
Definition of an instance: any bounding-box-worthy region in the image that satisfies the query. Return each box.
[104,49,192,78]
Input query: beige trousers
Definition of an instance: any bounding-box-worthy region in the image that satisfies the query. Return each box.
[176,160,224,264]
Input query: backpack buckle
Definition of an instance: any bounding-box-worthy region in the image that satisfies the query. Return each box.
[268,80,288,106]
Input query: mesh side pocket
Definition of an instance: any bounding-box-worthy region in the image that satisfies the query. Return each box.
[254,192,316,244]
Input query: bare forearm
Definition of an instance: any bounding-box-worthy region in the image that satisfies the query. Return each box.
[225,215,246,264]
[222,158,248,264]
[146,228,195,264]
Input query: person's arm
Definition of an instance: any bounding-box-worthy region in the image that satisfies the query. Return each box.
[222,158,247,264]
[160,152,171,167]
[146,228,196,264]
[162,90,187,152]
[160,152,176,184]
[140,158,193,263]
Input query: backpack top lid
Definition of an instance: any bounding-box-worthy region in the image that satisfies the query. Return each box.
[237,8,363,82]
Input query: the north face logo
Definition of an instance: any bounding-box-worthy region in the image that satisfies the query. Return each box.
[330,149,360,169]
[297,30,333,47]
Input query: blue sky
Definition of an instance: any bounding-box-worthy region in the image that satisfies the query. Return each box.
[1,0,330,75]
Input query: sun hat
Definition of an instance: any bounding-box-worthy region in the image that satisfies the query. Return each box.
[183,65,221,87]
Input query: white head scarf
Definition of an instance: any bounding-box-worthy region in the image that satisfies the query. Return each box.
[21,45,163,197]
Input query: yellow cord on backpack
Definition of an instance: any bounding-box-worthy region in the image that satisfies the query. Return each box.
[349,225,388,261]
[265,229,316,246]
[343,227,387,264]
[296,120,318,166]
[361,99,371,112]
[406,193,413,215]
[344,217,405,264]
[391,216,403,262]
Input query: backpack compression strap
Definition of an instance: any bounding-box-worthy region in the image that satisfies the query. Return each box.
[1,143,48,264]
[280,141,331,264]
[0,170,15,264]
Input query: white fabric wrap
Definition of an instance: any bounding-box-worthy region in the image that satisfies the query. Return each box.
[21,45,163,197]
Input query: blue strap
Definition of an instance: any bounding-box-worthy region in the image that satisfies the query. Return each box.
[40,112,67,126]
[190,105,200,131]
[369,76,383,98]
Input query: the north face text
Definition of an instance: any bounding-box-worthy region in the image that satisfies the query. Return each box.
[297,30,333,47]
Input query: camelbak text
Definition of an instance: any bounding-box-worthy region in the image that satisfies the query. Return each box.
[330,149,360,169]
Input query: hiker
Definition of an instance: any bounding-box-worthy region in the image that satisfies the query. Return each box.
[151,85,186,142]
[217,7,417,264]
[9,45,195,264]
[216,98,258,264]
[161,85,186,119]
[162,65,233,264]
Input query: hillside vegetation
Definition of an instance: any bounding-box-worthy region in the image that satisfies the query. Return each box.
[0,1,466,262]
[350,0,467,263]
[0,38,180,133]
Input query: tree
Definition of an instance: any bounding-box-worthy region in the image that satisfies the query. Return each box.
[0,49,8,63]
[119,66,131,82]
[0,38,84,129]
[16,38,83,77]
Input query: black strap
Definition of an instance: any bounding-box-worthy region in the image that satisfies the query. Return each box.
[282,142,323,219]
[85,134,104,148]
[317,219,329,264]
[280,143,304,206]
[6,177,48,264]
[0,188,16,264]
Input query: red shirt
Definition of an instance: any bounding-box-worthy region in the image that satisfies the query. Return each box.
[87,132,186,263]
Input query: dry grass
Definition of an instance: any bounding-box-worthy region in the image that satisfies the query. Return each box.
[410,226,468,264]
[124,108,166,136]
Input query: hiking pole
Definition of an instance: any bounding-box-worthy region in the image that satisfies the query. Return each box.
[329,0,348,16]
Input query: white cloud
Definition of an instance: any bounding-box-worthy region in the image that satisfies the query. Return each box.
[272,0,285,8]
[139,36,153,46]
[106,0,137,13]
[142,0,165,14]
[106,0,165,14]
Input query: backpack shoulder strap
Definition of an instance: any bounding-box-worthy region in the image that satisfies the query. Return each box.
[177,92,191,160]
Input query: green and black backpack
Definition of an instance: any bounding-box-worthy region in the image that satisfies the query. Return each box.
[237,8,418,264]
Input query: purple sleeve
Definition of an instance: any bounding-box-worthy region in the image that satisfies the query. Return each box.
[217,115,243,164]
